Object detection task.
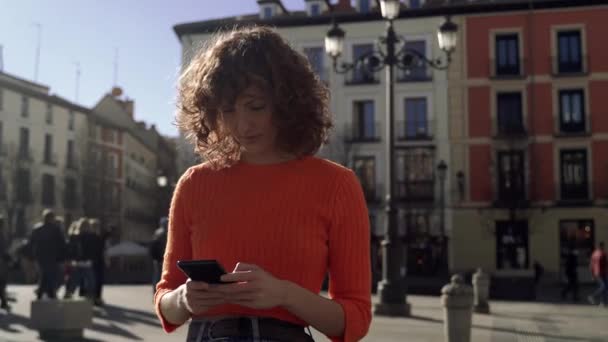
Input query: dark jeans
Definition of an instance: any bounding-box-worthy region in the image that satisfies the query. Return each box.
[93,261,105,299]
[0,277,8,307]
[65,263,95,298]
[561,273,579,300]
[37,262,61,299]
[590,276,608,304]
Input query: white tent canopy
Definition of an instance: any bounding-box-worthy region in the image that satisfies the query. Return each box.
[105,240,148,257]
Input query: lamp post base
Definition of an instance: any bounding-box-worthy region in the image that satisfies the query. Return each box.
[374,281,411,316]
[373,301,411,317]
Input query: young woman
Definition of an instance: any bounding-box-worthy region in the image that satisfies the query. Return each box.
[155,26,372,342]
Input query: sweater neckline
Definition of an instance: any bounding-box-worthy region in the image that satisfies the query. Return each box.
[236,155,312,170]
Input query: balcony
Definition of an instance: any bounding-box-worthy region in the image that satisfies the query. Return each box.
[18,148,33,163]
[396,120,434,141]
[394,180,434,202]
[396,66,432,83]
[43,153,58,167]
[494,123,527,139]
[551,55,589,77]
[490,58,527,79]
[344,122,381,143]
[344,70,380,86]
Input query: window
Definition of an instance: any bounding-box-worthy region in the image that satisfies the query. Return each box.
[41,174,55,206]
[359,0,371,13]
[497,150,525,202]
[262,6,273,19]
[497,92,524,135]
[0,121,4,155]
[107,129,115,143]
[559,89,585,133]
[495,33,520,76]
[560,220,594,269]
[560,149,588,200]
[399,40,429,81]
[67,140,76,169]
[353,156,376,200]
[16,168,31,203]
[353,100,376,141]
[395,148,434,200]
[44,134,54,165]
[351,44,376,84]
[496,221,529,270]
[304,47,326,82]
[409,0,423,8]
[107,152,119,178]
[403,98,429,139]
[19,127,30,159]
[21,97,29,117]
[64,177,77,209]
[68,111,75,131]
[310,3,321,16]
[46,103,53,124]
[557,30,583,73]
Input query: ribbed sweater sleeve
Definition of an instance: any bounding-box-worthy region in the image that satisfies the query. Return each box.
[327,170,372,342]
[154,167,195,333]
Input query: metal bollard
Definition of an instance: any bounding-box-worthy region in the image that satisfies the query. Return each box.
[472,268,491,314]
[441,274,474,342]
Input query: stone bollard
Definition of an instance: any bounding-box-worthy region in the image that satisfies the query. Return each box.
[472,268,491,314]
[31,299,93,341]
[441,274,474,342]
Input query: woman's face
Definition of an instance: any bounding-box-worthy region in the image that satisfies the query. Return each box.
[221,85,279,160]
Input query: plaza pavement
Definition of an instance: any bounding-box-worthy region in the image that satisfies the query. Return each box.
[0,285,606,341]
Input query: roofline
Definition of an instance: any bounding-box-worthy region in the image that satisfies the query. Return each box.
[0,78,90,114]
[173,0,608,37]
[0,71,49,91]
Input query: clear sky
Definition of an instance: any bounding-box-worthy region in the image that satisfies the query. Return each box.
[0,0,308,137]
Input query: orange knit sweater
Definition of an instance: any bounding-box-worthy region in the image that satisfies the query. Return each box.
[154,156,372,341]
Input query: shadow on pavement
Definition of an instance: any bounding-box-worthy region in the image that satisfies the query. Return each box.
[93,303,159,328]
[89,320,143,340]
[0,311,33,333]
[406,314,594,341]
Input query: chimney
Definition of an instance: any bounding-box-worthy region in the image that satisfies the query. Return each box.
[123,99,134,118]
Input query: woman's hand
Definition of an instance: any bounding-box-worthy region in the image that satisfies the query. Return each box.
[213,262,290,310]
[178,279,227,315]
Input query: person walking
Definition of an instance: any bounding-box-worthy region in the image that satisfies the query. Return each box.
[29,209,67,300]
[63,219,96,300]
[0,216,11,311]
[150,217,168,294]
[561,244,579,302]
[588,242,607,306]
[88,218,107,306]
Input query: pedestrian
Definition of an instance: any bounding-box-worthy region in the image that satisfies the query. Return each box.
[561,244,579,301]
[150,217,168,294]
[63,218,96,300]
[0,216,11,311]
[588,241,608,306]
[29,209,67,300]
[154,26,372,341]
[533,260,544,285]
[89,218,107,306]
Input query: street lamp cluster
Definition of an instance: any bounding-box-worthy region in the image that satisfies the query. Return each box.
[324,0,458,316]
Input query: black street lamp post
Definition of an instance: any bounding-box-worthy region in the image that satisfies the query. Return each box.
[325,0,457,316]
[437,160,448,272]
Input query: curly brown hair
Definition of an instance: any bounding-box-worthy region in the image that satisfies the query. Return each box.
[175,26,334,169]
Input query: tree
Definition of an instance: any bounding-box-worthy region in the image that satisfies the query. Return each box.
[0,143,38,240]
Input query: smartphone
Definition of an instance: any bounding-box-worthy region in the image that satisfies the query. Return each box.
[176,259,231,284]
